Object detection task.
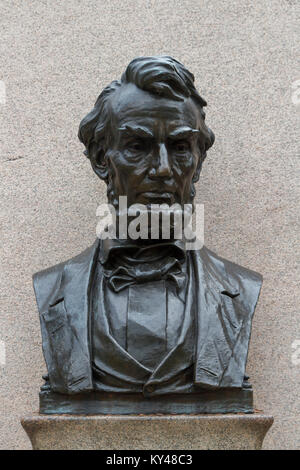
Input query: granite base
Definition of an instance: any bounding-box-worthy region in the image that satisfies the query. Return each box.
[21,413,273,450]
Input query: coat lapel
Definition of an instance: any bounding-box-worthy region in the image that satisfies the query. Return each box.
[192,248,244,389]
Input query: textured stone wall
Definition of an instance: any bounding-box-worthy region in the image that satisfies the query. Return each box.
[0,0,299,449]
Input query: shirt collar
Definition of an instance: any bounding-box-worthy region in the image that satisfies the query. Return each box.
[99,237,186,265]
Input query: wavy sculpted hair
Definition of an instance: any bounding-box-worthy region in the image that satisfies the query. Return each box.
[78,56,215,184]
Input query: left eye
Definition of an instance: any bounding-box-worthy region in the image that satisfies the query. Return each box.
[173,141,189,152]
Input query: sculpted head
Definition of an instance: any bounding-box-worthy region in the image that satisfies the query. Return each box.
[78,56,214,211]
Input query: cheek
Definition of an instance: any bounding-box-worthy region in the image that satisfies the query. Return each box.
[107,151,126,188]
[108,151,148,188]
[172,152,198,181]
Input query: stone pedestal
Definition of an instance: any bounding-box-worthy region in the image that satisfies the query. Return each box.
[21,413,273,450]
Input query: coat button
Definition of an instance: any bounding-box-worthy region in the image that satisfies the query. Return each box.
[146,385,155,393]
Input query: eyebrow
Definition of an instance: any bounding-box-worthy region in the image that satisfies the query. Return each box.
[168,127,200,140]
[118,125,154,138]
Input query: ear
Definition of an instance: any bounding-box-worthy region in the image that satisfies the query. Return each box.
[88,141,108,181]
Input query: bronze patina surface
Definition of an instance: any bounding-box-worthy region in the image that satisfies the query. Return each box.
[33,56,262,414]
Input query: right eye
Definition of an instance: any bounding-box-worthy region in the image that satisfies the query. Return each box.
[127,139,145,152]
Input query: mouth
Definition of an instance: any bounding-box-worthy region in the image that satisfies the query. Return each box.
[137,191,176,203]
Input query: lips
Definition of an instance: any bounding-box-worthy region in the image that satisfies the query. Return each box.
[140,191,174,198]
[137,185,175,195]
[136,191,176,205]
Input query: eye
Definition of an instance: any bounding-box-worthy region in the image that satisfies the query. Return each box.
[127,139,146,152]
[172,140,190,153]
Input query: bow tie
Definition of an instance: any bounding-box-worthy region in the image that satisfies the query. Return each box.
[104,256,186,294]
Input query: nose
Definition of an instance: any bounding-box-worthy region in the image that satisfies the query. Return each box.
[149,143,172,178]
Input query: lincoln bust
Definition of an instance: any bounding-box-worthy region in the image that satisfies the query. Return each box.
[33,56,262,414]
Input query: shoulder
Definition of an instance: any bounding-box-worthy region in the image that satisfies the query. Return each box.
[200,245,262,282]
[32,240,99,314]
[195,245,263,311]
[33,260,66,315]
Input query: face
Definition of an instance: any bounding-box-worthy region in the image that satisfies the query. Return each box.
[104,83,203,210]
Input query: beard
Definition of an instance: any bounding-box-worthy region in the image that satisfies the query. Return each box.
[105,180,196,242]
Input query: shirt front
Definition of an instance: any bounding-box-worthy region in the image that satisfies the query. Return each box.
[93,240,186,371]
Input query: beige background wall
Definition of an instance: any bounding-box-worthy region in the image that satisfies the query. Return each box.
[0,0,299,449]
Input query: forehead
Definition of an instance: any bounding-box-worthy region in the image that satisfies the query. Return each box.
[110,83,200,133]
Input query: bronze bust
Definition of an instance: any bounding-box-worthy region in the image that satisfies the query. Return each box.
[33,56,262,414]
